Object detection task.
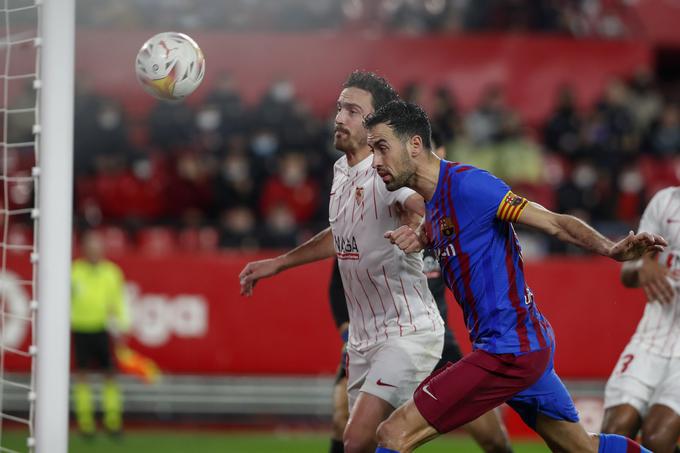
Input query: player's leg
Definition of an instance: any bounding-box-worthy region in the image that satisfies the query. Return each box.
[331,361,349,453]
[96,331,123,434]
[639,404,680,453]
[436,329,513,453]
[513,362,650,452]
[534,416,652,452]
[601,405,642,439]
[345,330,443,453]
[72,332,96,435]
[464,409,513,453]
[376,348,551,452]
[600,343,653,439]
[344,392,394,453]
[638,355,680,452]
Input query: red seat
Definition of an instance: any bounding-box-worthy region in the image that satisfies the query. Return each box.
[136,227,177,255]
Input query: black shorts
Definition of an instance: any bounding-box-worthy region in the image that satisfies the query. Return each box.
[434,327,463,372]
[72,331,114,371]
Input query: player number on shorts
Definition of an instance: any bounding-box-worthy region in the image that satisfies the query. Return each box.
[619,354,635,374]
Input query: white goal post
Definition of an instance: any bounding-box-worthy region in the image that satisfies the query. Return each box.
[35,0,74,452]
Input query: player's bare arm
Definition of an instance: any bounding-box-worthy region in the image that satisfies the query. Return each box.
[385,194,429,254]
[516,201,667,261]
[239,227,335,296]
[621,252,675,304]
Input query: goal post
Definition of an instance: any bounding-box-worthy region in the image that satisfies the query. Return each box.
[35,0,74,452]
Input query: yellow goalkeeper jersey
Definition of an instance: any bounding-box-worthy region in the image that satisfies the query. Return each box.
[71,259,130,333]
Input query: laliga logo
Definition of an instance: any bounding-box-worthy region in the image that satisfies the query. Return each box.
[126,283,208,347]
[0,272,30,348]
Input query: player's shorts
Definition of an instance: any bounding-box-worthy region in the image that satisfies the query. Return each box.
[604,341,680,417]
[347,329,443,411]
[72,331,114,371]
[414,343,579,433]
[434,327,463,371]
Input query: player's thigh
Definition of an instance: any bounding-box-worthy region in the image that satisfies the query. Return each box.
[604,343,660,418]
[640,404,680,451]
[377,398,439,453]
[362,332,443,409]
[600,404,642,438]
[343,391,394,450]
[534,414,597,453]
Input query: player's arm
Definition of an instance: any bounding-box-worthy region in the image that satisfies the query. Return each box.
[515,201,667,261]
[239,227,335,296]
[621,252,675,304]
[384,193,429,253]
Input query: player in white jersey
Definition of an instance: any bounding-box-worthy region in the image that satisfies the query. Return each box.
[602,187,680,452]
[240,71,444,453]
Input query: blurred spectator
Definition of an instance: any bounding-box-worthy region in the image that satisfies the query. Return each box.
[148,99,195,150]
[626,67,663,135]
[259,152,320,224]
[465,85,509,145]
[165,151,215,226]
[431,86,460,144]
[645,104,680,158]
[258,204,299,248]
[543,85,582,157]
[218,205,258,249]
[214,149,259,212]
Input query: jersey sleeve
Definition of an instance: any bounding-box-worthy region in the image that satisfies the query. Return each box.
[638,188,669,235]
[459,168,524,225]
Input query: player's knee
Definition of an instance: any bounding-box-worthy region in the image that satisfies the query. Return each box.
[640,429,672,452]
[601,418,636,437]
[376,418,406,451]
[477,435,513,453]
[343,427,376,453]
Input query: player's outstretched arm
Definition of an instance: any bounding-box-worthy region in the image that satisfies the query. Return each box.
[239,227,336,296]
[516,201,667,261]
[621,253,675,304]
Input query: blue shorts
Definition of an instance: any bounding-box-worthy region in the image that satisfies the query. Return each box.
[506,343,579,429]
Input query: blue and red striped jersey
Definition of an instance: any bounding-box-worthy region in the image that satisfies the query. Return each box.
[425,160,554,354]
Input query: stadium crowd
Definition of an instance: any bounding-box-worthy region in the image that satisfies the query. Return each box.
[29,65,671,256]
[78,0,632,38]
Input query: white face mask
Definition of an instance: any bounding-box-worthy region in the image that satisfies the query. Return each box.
[271,81,294,103]
[196,108,221,131]
[98,107,120,130]
[573,164,597,189]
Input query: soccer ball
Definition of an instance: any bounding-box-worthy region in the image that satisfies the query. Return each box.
[135,32,206,101]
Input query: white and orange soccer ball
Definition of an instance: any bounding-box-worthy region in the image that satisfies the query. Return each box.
[135,32,206,101]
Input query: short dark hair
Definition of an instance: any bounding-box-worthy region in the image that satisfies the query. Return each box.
[364,100,432,150]
[343,71,400,111]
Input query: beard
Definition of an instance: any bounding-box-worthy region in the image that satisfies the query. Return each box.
[334,127,366,152]
[384,149,416,191]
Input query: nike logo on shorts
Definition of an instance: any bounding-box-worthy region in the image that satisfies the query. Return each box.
[422,384,438,401]
[376,379,397,388]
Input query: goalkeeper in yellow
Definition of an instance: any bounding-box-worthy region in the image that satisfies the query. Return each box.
[71,230,130,437]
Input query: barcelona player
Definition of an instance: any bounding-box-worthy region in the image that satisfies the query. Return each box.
[363,100,665,453]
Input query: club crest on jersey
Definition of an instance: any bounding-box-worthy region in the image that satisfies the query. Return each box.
[439,217,455,236]
[355,187,364,205]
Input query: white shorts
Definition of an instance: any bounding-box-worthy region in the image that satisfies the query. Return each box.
[346,328,443,411]
[604,341,680,417]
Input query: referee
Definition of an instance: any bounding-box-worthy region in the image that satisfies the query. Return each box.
[71,230,130,436]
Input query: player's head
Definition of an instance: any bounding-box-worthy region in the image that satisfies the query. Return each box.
[365,100,433,191]
[81,230,105,263]
[334,71,399,152]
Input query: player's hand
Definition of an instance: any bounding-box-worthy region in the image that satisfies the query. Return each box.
[384,226,425,254]
[239,258,282,296]
[638,256,675,304]
[608,231,667,262]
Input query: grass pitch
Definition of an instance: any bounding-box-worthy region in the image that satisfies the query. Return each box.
[2,429,548,452]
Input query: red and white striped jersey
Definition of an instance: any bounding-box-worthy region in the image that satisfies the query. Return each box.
[329,154,444,351]
[630,187,680,357]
